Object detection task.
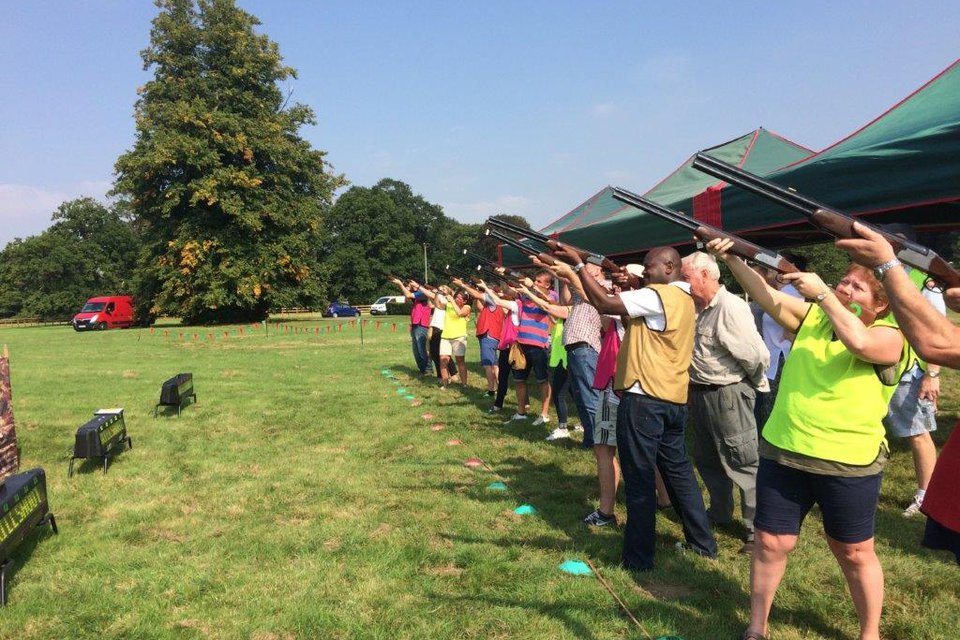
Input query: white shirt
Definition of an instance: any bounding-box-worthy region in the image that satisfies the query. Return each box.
[762,284,803,380]
[429,294,446,330]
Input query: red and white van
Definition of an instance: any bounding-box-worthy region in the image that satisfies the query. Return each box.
[72,296,136,331]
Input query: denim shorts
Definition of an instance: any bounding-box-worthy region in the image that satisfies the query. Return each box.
[754,457,882,543]
[512,344,549,383]
[478,335,499,366]
[884,373,937,438]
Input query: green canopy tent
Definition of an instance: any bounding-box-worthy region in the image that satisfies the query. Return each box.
[502,59,960,265]
[500,128,813,264]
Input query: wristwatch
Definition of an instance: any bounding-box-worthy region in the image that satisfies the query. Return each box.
[814,290,829,303]
[873,258,902,281]
[573,263,585,273]
[926,369,941,379]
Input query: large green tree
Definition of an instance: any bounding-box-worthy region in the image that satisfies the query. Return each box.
[0,198,139,319]
[323,179,510,303]
[114,0,344,324]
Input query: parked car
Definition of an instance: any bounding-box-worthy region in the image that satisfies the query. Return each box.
[369,295,405,315]
[72,296,136,331]
[322,301,361,318]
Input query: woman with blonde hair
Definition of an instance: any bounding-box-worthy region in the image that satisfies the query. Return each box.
[706,238,909,640]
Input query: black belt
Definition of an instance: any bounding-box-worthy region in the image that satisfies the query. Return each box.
[565,341,592,351]
[689,381,740,391]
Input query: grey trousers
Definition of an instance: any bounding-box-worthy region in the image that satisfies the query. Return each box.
[689,380,759,532]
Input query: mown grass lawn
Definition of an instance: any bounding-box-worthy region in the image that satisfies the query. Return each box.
[0,316,958,640]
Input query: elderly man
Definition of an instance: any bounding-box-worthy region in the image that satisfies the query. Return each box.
[681,251,769,555]
[573,246,717,571]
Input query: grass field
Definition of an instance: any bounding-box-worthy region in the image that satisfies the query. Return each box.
[0,316,958,640]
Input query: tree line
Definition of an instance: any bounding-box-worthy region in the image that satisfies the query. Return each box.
[0,0,517,323]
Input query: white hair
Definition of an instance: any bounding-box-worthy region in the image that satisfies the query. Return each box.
[682,251,721,281]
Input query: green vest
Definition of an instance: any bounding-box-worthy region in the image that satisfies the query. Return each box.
[441,303,468,339]
[907,267,930,371]
[763,305,909,465]
[549,320,567,367]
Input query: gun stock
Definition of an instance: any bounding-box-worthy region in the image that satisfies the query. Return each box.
[692,153,960,287]
[611,187,800,275]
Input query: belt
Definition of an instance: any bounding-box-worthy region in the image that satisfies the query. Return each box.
[565,341,592,351]
[689,381,740,391]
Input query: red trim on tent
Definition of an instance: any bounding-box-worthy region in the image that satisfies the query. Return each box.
[559,203,633,235]
[773,58,960,173]
[538,188,607,234]
[763,127,816,154]
[737,130,761,167]
[558,189,606,233]
[693,184,724,227]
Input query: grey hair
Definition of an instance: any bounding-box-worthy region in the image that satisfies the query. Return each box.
[682,251,721,281]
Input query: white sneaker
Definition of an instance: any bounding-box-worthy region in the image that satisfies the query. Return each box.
[531,415,550,426]
[903,496,923,518]
[545,427,570,441]
[507,413,528,422]
[571,424,583,432]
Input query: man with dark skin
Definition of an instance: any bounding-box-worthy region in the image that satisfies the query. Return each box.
[560,245,716,571]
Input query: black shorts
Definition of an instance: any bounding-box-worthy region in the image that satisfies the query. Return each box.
[754,457,882,543]
[512,344,549,383]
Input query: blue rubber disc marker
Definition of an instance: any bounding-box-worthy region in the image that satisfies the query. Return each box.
[514,504,537,515]
[558,560,592,576]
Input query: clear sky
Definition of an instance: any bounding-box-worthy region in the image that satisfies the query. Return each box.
[1,1,958,248]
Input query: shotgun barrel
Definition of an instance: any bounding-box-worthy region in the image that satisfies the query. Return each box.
[484,229,558,266]
[610,187,800,275]
[691,153,960,287]
[487,217,620,272]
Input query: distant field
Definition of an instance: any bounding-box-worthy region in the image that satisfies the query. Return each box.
[0,316,958,639]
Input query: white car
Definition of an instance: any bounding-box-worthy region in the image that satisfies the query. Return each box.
[370,295,405,315]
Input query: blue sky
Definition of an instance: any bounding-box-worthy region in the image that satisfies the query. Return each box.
[1,1,958,248]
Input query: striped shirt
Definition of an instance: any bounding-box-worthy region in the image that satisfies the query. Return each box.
[516,293,553,348]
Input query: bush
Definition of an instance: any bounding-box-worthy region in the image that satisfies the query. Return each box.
[386,302,413,316]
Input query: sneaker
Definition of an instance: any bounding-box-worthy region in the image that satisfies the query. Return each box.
[571,424,583,432]
[674,541,717,560]
[903,496,923,518]
[487,406,502,414]
[507,413,528,422]
[485,390,495,397]
[583,509,617,527]
[545,427,570,441]
[531,414,550,426]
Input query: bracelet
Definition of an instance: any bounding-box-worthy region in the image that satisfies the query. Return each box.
[873,258,902,281]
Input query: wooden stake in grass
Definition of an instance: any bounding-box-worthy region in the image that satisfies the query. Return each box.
[585,559,653,640]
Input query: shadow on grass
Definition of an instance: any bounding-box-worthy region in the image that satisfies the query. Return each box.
[1,520,57,604]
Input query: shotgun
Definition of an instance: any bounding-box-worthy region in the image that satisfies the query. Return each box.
[610,187,800,275]
[484,228,559,266]
[487,217,621,272]
[462,249,525,280]
[691,152,960,288]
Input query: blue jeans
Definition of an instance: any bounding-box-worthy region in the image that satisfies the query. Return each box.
[566,345,601,448]
[617,394,716,571]
[411,325,429,373]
